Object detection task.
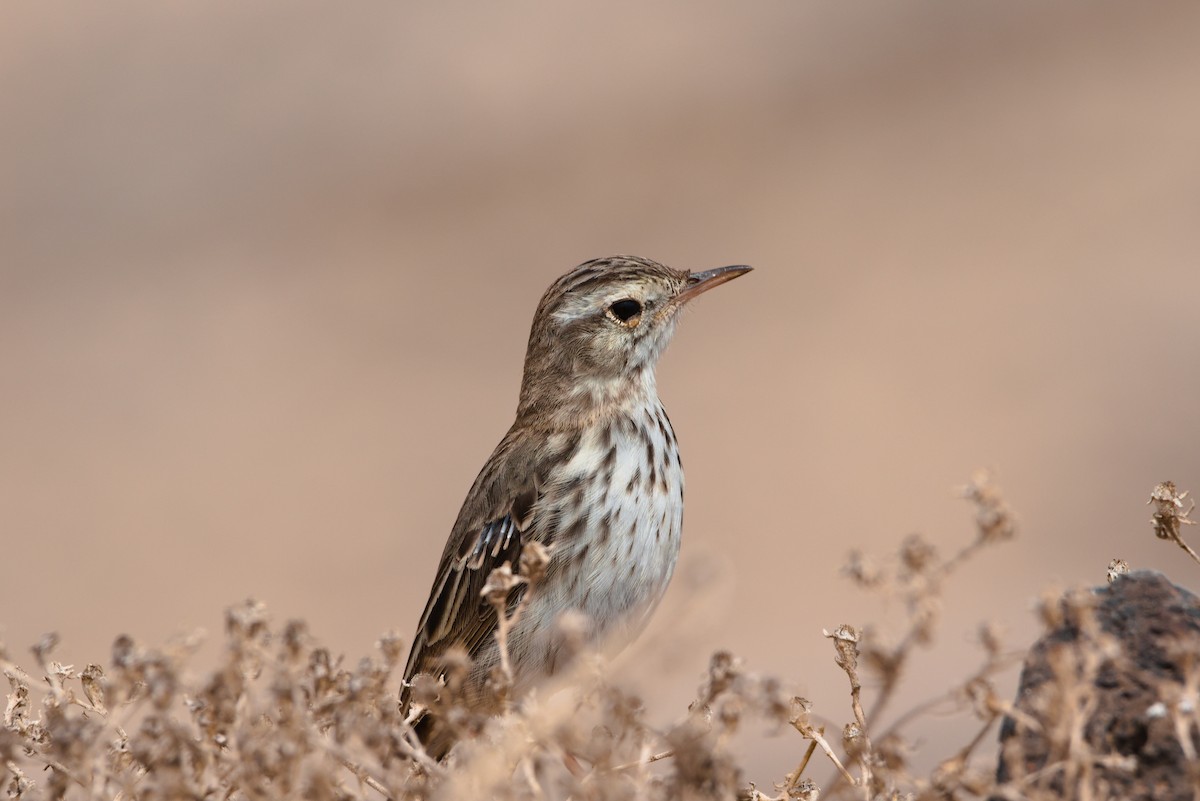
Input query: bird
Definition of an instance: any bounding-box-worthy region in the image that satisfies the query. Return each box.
[401,255,751,756]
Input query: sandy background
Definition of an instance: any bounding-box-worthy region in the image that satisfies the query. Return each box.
[4,0,1200,783]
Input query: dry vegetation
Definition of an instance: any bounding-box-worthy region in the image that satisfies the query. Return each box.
[4,476,1197,800]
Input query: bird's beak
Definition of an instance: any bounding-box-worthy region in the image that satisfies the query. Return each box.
[675,265,753,306]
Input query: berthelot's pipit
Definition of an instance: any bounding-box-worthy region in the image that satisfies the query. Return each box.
[402,255,751,754]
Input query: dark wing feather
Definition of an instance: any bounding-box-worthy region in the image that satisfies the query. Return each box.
[427,514,525,648]
[401,425,570,706]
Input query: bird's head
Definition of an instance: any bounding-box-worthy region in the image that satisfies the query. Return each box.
[516,256,751,421]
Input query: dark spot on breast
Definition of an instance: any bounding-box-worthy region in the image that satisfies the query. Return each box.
[561,514,588,543]
[646,459,657,491]
[626,468,641,494]
[601,422,615,451]
[560,429,583,462]
[576,542,591,565]
[560,473,584,496]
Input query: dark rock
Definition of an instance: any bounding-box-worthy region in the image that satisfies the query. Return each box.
[995,570,1200,800]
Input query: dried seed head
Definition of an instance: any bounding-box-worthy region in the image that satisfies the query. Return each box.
[519,541,551,586]
[759,676,792,723]
[281,620,309,662]
[978,621,1004,658]
[80,664,106,713]
[1036,587,1066,630]
[843,549,884,588]
[31,633,59,668]
[407,673,443,709]
[4,676,30,730]
[706,651,740,694]
[716,694,744,733]
[961,470,1017,544]
[436,646,472,695]
[1148,481,1195,540]
[791,777,820,800]
[665,714,739,797]
[899,534,937,575]
[551,609,589,664]
[931,754,967,792]
[964,677,1002,720]
[823,625,861,673]
[862,639,903,686]
[481,563,521,609]
[1106,558,1130,583]
[485,662,512,699]
[789,696,813,727]
[375,631,405,667]
[49,661,75,682]
[875,732,911,772]
[225,599,269,642]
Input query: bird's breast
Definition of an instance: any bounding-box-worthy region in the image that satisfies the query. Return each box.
[525,401,684,651]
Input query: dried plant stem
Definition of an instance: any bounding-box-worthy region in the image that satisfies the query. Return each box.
[810,727,856,786]
[611,748,675,773]
[334,754,394,799]
[864,536,987,731]
[43,759,91,791]
[873,651,1024,748]
[520,757,546,800]
[1161,525,1200,565]
[399,728,446,777]
[846,676,873,797]
[933,537,987,582]
[779,738,819,796]
[494,598,519,689]
[484,544,549,711]
[791,720,855,786]
[822,624,873,795]
[953,715,1000,767]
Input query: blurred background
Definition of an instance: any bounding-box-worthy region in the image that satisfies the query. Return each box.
[4,0,1200,783]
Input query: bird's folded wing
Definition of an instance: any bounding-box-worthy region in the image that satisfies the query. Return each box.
[402,483,541,693]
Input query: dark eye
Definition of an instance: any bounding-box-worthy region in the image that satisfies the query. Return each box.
[609,298,643,323]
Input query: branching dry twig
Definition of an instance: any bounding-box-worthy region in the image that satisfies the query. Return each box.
[1149,481,1200,565]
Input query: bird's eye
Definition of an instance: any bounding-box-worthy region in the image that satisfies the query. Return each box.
[608,298,643,324]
